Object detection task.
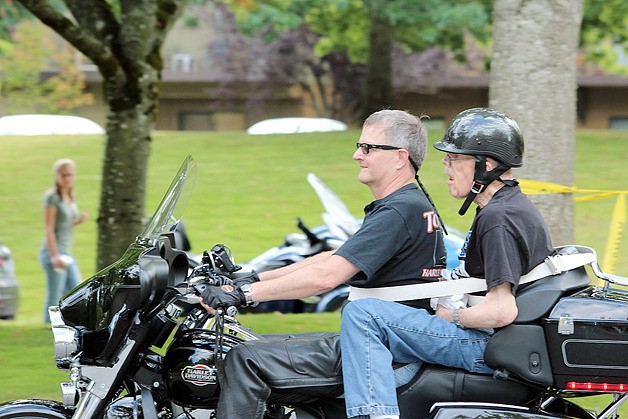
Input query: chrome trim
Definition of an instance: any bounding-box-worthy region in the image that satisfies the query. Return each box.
[48,306,80,368]
[72,341,136,417]
[61,382,77,407]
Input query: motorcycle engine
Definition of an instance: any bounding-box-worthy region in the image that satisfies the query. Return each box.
[163,329,243,408]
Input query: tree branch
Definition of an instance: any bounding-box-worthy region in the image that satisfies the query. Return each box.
[17,0,118,76]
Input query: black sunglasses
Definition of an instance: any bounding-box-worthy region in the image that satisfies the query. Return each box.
[356,143,402,154]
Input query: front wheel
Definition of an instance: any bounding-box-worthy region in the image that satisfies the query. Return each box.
[0,400,72,418]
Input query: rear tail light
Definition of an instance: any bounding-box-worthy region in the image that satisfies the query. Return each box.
[566,382,626,392]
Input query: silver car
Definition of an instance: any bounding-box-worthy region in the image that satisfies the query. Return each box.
[0,241,19,320]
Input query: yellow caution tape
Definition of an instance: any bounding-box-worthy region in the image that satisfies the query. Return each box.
[604,194,626,273]
[519,179,628,274]
[519,179,575,195]
[575,192,621,203]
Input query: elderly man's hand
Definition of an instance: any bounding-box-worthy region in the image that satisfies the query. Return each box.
[199,284,246,310]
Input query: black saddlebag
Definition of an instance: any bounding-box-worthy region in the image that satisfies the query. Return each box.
[542,286,628,388]
[483,267,593,388]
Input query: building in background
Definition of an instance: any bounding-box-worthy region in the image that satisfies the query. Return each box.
[41,3,628,132]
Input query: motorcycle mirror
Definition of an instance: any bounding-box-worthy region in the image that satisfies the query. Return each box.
[210,244,241,274]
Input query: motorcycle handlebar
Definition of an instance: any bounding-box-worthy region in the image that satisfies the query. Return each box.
[187,272,239,317]
[189,274,233,295]
[187,245,242,317]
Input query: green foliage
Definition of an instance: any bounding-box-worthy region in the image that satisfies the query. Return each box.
[303,1,371,62]
[221,0,491,63]
[41,46,95,112]
[0,20,49,113]
[582,0,628,75]
[223,0,627,75]
[0,20,93,115]
[0,0,67,39]
[379,0,491,60]
[0,0,31,39]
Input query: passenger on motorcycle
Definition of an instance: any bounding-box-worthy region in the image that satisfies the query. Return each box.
[340,108,555,419]
[199,109,447,419]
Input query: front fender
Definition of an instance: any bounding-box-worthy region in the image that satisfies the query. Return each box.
[0,399,72,418]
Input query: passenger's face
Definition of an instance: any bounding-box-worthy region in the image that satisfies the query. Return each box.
[441,153,475,199]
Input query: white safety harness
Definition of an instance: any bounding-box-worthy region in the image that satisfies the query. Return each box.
[348,248,597,303]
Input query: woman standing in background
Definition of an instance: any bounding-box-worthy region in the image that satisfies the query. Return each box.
[39,158,88,323]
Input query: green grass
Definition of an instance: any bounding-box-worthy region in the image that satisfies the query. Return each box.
[0,129,626,414]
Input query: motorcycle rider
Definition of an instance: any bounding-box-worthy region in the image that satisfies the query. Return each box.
[200,109,447,418]
[339,108,555,419]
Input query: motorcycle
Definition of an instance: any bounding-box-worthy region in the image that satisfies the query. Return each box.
[1,156,625,419]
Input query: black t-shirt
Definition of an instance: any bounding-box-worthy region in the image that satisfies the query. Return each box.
[335,183,447,311]
[460,184,554,293]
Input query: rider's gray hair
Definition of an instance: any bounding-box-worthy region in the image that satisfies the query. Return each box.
[363,109,428,172]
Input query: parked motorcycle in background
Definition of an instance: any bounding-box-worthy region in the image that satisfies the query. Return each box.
[0,156,625,419]
[232,172,361,313]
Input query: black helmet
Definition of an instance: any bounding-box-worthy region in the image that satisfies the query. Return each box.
[434,108,524,168]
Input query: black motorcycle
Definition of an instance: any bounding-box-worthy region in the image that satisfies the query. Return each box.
[0,156,625,419]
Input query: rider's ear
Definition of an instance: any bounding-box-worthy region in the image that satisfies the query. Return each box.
[397,149,410,170]
[485,157,498,171]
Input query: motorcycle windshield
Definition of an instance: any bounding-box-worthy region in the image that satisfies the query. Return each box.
[139,155,197,245]
[58,156,197,347]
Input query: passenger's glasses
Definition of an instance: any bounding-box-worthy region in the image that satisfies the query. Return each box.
[443,154,475,165]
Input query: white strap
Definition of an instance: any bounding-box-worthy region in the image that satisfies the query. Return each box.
[348,252,596,302]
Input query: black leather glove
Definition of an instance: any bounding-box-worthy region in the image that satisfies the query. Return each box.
[233,270,260,287]
[200,284,246,309]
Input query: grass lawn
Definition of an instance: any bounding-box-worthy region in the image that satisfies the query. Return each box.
[0,128,626,414]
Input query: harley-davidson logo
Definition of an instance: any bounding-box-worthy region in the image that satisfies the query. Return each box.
[181,364,217,386]
[221,284,234,292]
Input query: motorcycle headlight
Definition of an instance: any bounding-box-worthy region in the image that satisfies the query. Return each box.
[49,306,81,369]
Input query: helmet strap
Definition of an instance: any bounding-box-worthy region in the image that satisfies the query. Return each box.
[410,155,448,234]
[458,156,509,216]
[415,174,448,235]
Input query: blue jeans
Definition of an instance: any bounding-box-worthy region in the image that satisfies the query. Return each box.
[340,298,493,418]
[39,248,81,323]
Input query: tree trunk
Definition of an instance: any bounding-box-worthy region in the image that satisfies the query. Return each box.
[489,0,583,246]
[17,0,187,269]
[97,70,157,268]
[360,13,393,122]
